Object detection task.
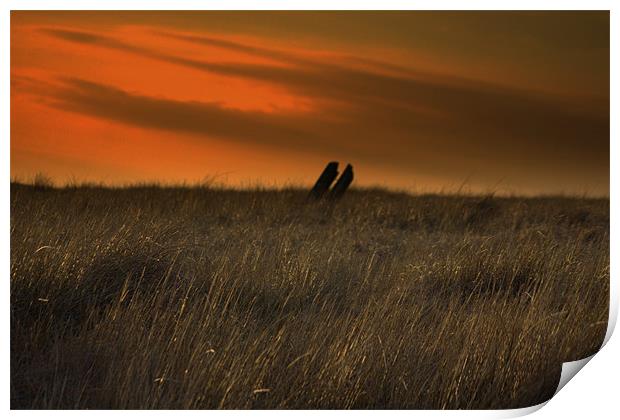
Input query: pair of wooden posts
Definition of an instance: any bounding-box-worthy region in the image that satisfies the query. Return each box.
[309,162,354,199]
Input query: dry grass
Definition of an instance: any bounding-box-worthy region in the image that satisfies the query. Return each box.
[10,183,609,409]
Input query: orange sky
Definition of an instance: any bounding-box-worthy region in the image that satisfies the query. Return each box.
[11,11,609,195]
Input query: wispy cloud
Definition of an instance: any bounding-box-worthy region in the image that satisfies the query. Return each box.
[38,27,608,168]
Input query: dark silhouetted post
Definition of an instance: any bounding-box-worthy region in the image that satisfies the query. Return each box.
[309,162,339,199]
[330,164,353,199]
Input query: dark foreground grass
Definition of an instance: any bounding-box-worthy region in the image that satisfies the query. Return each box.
[10,183,609,409]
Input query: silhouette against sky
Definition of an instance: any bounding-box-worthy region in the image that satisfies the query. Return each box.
[11,11,609,195]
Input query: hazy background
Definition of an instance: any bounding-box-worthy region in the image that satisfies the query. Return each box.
[10,11,609,195]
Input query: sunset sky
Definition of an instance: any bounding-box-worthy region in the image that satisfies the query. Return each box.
[11,11,609,195]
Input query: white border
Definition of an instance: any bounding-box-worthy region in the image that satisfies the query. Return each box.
[3,2,617,419]
[0,1,617,10]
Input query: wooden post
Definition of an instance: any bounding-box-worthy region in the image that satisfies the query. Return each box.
[309,162,339,199]
[330,164,354,199]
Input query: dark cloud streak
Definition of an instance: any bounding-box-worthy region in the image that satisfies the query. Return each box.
[50,78,320,149]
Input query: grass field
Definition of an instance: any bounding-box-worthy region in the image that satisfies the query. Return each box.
[10,182,609,409]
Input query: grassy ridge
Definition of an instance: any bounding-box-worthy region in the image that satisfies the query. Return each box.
[10,183,609,409]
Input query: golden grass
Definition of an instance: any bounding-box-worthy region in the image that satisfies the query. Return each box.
[10,183,608,409]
